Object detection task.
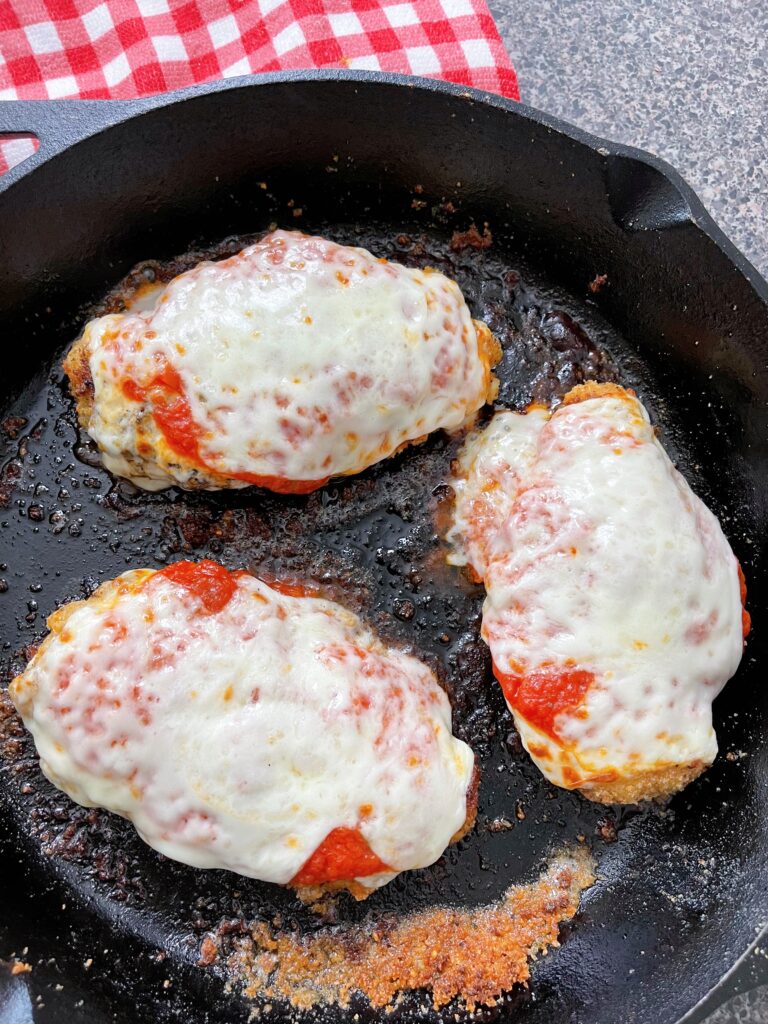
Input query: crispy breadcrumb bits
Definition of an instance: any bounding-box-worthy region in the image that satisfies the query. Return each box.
[228,850,594,1013]
[198,935,218,967]
[450,223,493,253]
[596,817,618,843]
[1,416,28,440]
[487,816,515,833]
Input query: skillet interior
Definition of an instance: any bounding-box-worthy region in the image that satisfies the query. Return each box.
[0,76,767,1024]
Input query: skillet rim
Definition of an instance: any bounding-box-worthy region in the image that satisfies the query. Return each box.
[0,68,767,310]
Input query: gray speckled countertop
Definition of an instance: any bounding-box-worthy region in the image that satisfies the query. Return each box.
[490,0,768,281]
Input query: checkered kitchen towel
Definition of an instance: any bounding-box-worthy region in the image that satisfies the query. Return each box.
[0,0,519,175]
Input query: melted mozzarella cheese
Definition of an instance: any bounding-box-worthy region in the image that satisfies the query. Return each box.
[78,231,497,491]
[447,407,548,578]
[11,569,474,887]
[450,386,745,799]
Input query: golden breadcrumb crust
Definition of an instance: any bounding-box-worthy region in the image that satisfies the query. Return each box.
[581,761,709,804]
[61,332,95,428]
[561,380,636,405]
[475,318,503,405]
[229,850,595,1012]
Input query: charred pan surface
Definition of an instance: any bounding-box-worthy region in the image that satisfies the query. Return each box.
[1,222,734,1023]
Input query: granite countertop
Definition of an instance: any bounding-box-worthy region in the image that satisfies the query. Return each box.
[491,0,768,281]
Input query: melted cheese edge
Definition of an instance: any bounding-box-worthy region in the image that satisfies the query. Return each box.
[447,407,549,578]
[450,390,745,793]
[11,571,474,886]
[80,231,492,490]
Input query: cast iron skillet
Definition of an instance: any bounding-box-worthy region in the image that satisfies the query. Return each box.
[0,72,767,1024]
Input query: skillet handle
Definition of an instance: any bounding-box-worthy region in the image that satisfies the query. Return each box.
[0,98,151,178]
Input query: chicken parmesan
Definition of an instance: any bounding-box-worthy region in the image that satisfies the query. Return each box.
[449,382,749,803]
[10,561,476,894]
[64,231,500,493]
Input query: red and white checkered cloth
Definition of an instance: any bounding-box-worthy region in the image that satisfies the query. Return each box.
[0,0,519,176]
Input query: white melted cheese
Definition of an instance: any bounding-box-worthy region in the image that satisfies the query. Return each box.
[450,390,745,793]
[80,231,492,490]
[447,407,548,577]
[11,570,474,887]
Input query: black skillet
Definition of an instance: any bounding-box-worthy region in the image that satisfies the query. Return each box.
[0,71,767,1024]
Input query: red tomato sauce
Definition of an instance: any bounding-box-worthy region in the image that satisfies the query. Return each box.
[122,360,201,464]
[493,663,595,742]
[155,560,241,614]
[120,356,330,493]
[290,827,391,886]
[261,576,321,599]
[738,562,751,639]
